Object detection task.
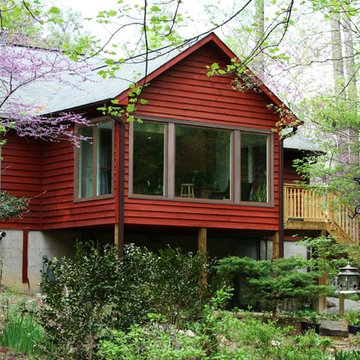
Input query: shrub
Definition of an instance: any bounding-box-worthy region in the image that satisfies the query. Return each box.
[38,243,119,359]
[37,242,219,359]
[216,256,328,313]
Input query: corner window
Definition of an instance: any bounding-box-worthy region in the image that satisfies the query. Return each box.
[133,121,165,196]
[77,121,113,199]
[175,126,231,200]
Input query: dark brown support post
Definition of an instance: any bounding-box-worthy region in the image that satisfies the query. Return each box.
[111,115,125,257]
[272,231,280,260]
[314,229,328,312]
[339,293,345,316]
[198,228,207,285]
[114,224,119,248]
[279,136,284,258]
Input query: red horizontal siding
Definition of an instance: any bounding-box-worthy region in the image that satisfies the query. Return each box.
[39,138,117,229]
[124,44,281,231]
[1,135,42,228]
[284,150,304,184]
[3,41,284,233]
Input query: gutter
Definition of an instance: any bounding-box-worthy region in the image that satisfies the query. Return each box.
[279,126,300,258]
[22,228,29,284]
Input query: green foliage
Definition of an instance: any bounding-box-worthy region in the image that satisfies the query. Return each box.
[98,84,148,122]
[216,256,328,313]
[98,315,206,360]
[299,235,349,275]
[298,235,360,281]
[37,242,218,358]
[336,350,360,360]
[346,310,360,327]
[0,314,45,356]
[0,299,46,357]
[190,296,333,360]
[38,243,119,358]
[0,191,29,220]
[295,96,360,206]
[296,308,319,324]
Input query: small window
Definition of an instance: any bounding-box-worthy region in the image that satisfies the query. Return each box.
[241,133,268,202]
[133,121,165,196]
[77,121,113,199]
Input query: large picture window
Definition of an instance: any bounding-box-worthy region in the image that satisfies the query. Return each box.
[131,120,271,205]
[175,126,231,200]
[77,120,113,199]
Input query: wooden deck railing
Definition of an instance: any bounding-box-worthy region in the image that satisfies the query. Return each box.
[284,184,360,244]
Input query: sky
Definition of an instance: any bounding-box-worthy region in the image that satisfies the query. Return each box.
[56,0,220,42]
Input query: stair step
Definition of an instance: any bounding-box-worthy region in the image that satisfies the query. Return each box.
[319,320,348,337]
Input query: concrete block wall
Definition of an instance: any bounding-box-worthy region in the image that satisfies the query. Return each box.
[260,240,307,260]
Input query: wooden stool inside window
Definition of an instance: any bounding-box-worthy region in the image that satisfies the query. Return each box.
[180,183,195,198]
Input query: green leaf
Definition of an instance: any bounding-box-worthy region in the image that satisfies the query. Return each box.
[126,104,136,112]
[48,6,60,15]
[150,5,161,12]
[140,99,148,105]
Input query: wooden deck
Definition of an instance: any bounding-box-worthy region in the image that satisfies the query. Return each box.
[284,184,360,244]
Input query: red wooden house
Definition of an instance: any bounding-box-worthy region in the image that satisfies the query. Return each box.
[0,33,315,289]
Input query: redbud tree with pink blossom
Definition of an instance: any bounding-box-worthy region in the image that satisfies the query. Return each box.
[0,1,92,219]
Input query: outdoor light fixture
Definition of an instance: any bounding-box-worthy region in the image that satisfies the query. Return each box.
[0,231,6,240]
[337,263,360,294]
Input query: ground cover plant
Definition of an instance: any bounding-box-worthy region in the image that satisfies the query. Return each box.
[97,289,337,360]
[0,287,47,358]
[2,242,360,358]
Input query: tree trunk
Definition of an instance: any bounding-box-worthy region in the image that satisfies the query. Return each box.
[342,13,357,100]
[254,0,265,80]
[330,13,345,94]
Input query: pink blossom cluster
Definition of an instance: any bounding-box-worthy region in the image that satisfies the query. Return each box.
[0,28,91,145]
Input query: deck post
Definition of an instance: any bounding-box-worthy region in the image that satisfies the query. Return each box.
[339,293,345,316]
[272,231,280,260]
[313,229,328,313]
[313,272,328,313]
[198,228,207,285]
[114,223,119,248]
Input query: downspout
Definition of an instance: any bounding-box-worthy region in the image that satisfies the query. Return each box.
[110,115,125,257]
[279,136,284,258]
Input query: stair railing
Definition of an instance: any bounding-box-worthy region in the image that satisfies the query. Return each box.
[284,184,360,244]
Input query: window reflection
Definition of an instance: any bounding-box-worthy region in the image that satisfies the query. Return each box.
[175,126,231,200]
[241,133,268,202]
[133,122,165,196]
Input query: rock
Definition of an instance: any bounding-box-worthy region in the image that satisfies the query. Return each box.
[185,329,195,337]
[327,300,336,308]
[319,320,348,337]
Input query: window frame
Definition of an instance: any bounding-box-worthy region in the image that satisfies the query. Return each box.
[129,117,274,207]
[74,118,115,202]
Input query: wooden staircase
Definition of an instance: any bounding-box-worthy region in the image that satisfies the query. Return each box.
[284,184,360,244]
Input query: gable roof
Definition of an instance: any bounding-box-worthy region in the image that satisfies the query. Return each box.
[42,33,293,117]
[2,33,299,135]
